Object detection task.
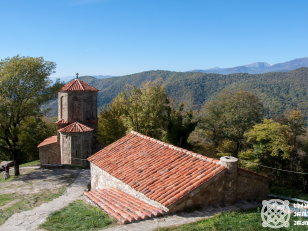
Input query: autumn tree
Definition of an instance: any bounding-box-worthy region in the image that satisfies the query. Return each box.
[0,55,61,175]
[196,90,265,157]
[97,98,127,145]
[118,79,170,139]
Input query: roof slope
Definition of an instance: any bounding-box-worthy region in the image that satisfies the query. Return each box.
[88,131,226,207]
[37,136,57,148]
[84,188,164,224]
[59,79,99,92]
[58,122,94,133]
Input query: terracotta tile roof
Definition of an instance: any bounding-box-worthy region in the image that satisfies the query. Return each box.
[59,79,99,92]
[84,188,164,224]
[55,119,68,125]
[238,167,271,180]
[58,122,94,133]
[37,136,57,148]
[88,131,226,207]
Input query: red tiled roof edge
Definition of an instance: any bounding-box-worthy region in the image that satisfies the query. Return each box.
[238,167,271,181]
[130,131,221,165]
[59,79,99,92]
[58,122,94,133]
[55,119,68,125]
[37,136,57,148]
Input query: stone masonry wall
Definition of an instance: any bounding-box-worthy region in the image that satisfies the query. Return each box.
[61,131,94,167]
[58,92,68,121]
[39,143,61,165]
[235,169,270,202]
[67,92,97,124]
[168,171,226,213]
[90,163,168,211]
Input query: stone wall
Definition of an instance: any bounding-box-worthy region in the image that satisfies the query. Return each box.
[235,169,270,202]
[58,92,68,122]
[60,131,94,167]
[168,171,226,213]
[90,163,168,211]
[39,143,61,165]
[66,92,97,124]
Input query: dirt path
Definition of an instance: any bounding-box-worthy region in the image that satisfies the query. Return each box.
[0,169,91,231]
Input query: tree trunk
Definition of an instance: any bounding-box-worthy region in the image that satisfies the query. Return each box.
[13,149,20,176]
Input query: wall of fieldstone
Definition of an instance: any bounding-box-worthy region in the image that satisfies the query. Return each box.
[235,169,270,202]
[90,163,168,211]
[168,171,226,213]
[39,143,61,165]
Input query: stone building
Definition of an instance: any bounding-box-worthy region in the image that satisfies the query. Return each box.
[85,131,271,224]
[37,76,100,167]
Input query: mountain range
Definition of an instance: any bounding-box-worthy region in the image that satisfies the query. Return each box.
[45,67,308,123]
[188,57,308,75]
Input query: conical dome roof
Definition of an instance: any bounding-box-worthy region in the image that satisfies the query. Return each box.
[59,79,99,92]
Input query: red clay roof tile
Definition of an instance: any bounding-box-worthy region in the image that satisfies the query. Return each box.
[88,131,226,207]
[84,188,164,224]
[58,122,94,133]
[37,136,57,148]
[59,79,99,92]
[55,119,68,125]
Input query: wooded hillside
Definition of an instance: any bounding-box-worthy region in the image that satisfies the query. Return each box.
[46,67,308,122]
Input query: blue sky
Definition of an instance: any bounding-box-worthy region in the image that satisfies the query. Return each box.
[1,0,307,77]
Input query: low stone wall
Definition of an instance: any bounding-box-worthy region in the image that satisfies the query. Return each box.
[90,163,168,211]
[235,169,270,202]
[168,171,226,213]
[39,143,61,165]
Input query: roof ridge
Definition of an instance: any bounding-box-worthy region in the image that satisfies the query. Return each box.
[130,131,219,164]
[77,79,84,90]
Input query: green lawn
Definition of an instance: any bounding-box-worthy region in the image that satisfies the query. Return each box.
[155,208,308,231]
[39,200,116,231]
[20,160,40,167]
[0,186,67,225]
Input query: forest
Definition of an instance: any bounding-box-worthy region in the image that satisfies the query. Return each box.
[46,67,308,123]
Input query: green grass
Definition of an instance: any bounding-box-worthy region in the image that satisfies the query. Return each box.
[155,208,308,231]
[269,186,308,201]
[20,160,40,167]
[39,200,116,231]
[0,186,67,225]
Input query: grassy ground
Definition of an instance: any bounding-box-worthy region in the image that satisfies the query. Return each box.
[155,208,308,231]
[0,168,36,183]
[20,160,40,167]
[39,200,116,231]
[269,185,308,201]
[0,186,67,225]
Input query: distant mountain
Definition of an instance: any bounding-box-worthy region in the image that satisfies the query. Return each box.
[188,57,308,75]
[45,68,308,124]
[49,75,118,83]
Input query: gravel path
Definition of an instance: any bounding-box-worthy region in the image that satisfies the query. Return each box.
[0,169,91,231]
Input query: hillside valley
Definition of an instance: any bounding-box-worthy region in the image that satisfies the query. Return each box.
[45,67,308,123]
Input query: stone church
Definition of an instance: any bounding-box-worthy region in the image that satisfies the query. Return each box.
[37,75,101,167]
[85,131,271,224]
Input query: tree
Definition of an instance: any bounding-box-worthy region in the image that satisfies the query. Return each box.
[242,119,291,166]
[0,55,61,176]
[97,98,127,145]
[118,78,170,139]
[197,90,265,157]
[164,102,198,147]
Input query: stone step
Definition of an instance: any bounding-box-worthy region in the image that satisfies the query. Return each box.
[84,188,165,224]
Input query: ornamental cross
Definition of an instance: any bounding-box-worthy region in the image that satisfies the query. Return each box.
[76,73,79,79]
